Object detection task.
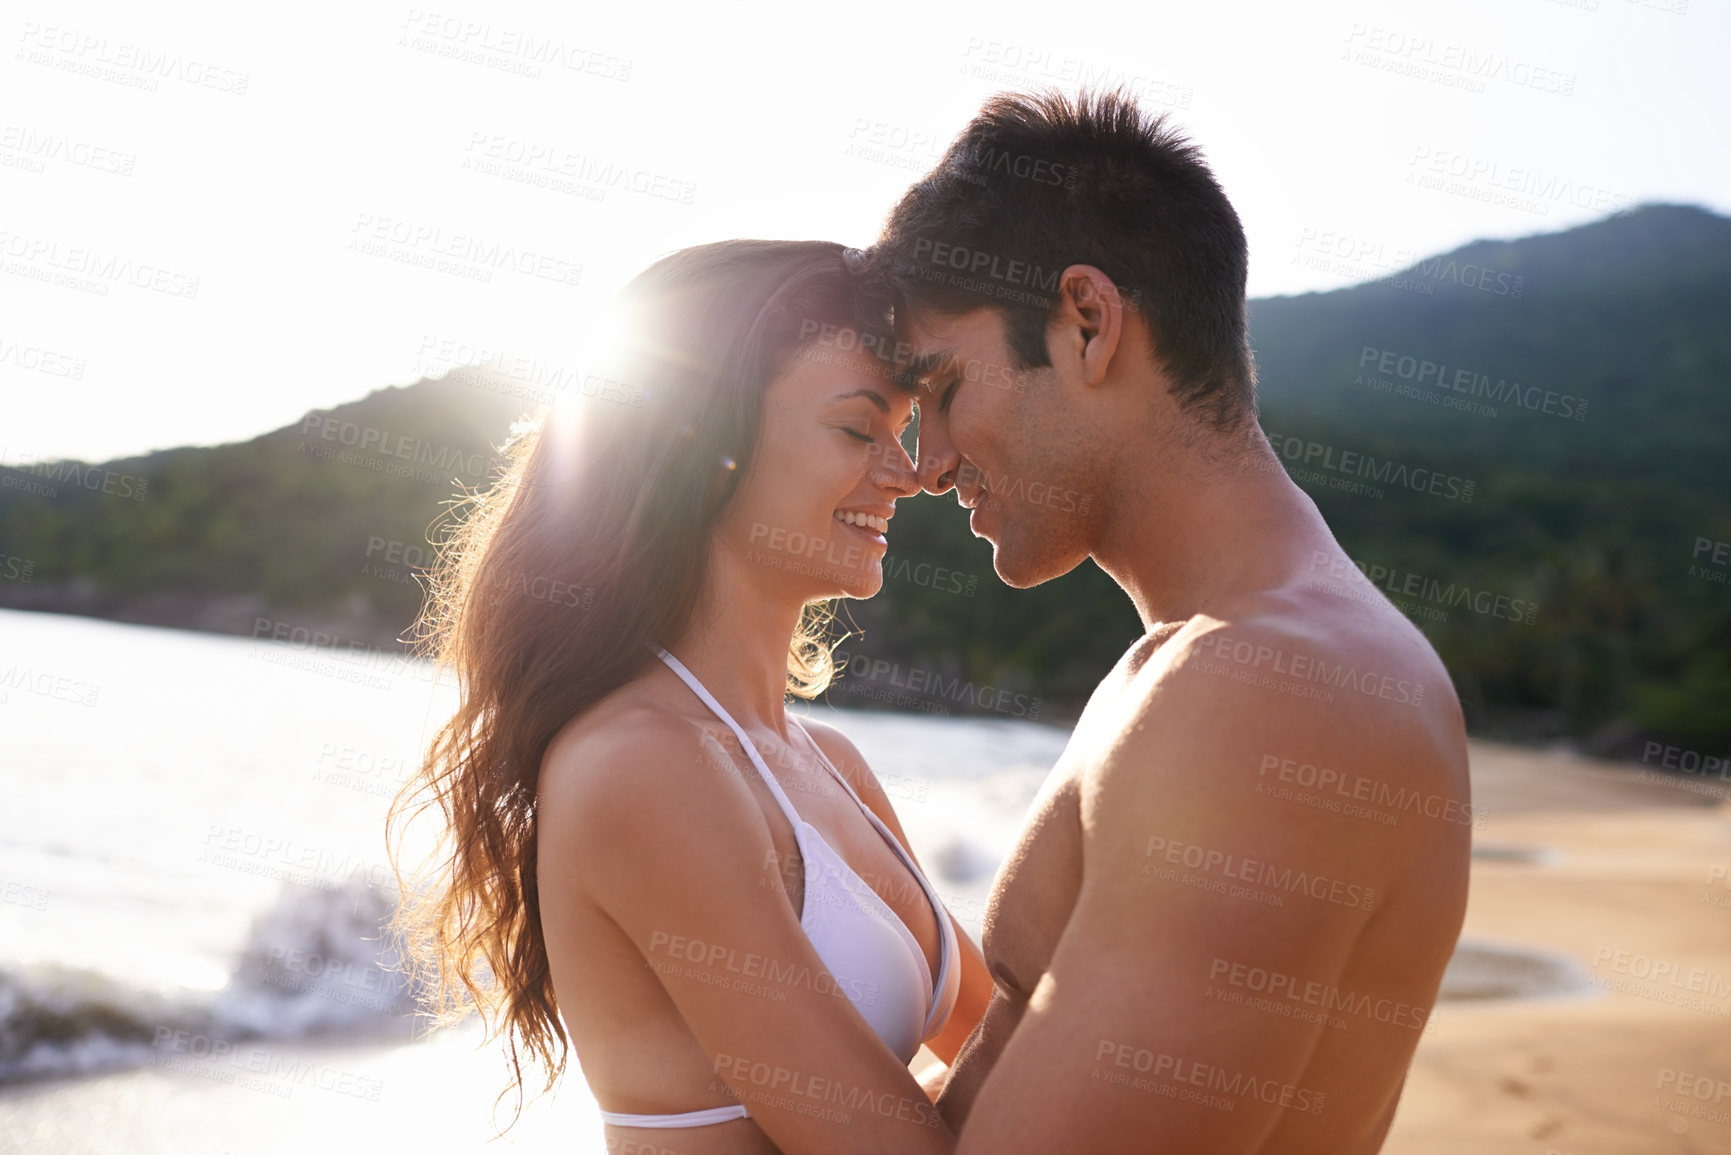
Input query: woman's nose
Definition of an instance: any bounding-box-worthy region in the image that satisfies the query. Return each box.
[875,440,921,498]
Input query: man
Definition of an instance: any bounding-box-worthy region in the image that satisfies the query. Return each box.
[863,90,1472,1153]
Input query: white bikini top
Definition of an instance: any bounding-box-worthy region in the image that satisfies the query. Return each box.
[598,647,959,1131]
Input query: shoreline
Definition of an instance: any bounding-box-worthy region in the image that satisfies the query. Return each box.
[4,739,1728,1152]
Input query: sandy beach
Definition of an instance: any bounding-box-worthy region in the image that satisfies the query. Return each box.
[1384,744,1731,1155]
[3,740,1728,1153]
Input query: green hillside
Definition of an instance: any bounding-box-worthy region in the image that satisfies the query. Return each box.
[2,204,1725,752]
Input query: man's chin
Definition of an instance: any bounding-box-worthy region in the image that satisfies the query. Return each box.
[987,528,1088,589]
[989,541,1055,589]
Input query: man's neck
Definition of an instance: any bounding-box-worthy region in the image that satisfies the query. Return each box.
[1090,427,1334,632]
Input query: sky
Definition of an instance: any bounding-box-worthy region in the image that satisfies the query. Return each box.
[3,0,1727,463]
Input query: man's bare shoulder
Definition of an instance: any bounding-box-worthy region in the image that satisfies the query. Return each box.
[1174,583,1461,762]
[1081,590,1471,876]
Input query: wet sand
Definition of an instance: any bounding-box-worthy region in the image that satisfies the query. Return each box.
[3,741,1728,1153]
[1385,744,1731,1155]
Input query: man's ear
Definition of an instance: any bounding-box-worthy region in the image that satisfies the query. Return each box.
[1048,265,1124,388]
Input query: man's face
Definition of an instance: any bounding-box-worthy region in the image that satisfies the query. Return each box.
[901,307,1097,588]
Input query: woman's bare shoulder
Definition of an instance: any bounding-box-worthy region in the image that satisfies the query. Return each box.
[539,679,738,835]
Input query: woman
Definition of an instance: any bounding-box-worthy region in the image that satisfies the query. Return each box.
[388,239,993,1154]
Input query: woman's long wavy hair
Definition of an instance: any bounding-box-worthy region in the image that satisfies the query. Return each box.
[385,240,894,1135]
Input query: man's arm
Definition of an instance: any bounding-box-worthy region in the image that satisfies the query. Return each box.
[953,633,1400,1153]
[935,982,1022,1126]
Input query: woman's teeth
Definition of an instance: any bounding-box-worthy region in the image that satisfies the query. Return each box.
[834,510,889,534]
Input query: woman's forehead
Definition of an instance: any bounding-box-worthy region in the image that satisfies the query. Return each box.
[781,341,914,409]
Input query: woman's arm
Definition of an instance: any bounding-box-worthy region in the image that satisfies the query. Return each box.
[541,713,957,1155]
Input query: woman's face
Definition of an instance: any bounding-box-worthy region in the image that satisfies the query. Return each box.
[715,336,919,601]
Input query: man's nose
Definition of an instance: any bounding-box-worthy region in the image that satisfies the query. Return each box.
[916,420,959,495]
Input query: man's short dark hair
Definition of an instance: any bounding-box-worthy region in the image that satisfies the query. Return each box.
[866,88,1256,429]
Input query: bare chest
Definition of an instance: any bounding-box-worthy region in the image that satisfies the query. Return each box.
[980,762,1084,998]
[979,626,1185,999]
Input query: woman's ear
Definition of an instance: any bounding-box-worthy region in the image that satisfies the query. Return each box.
[1050,265,1125,388]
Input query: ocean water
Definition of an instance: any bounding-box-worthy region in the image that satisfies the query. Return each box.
[0,609,1068,1085]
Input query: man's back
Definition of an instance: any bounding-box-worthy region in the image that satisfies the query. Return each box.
[940,550,1471,1153]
